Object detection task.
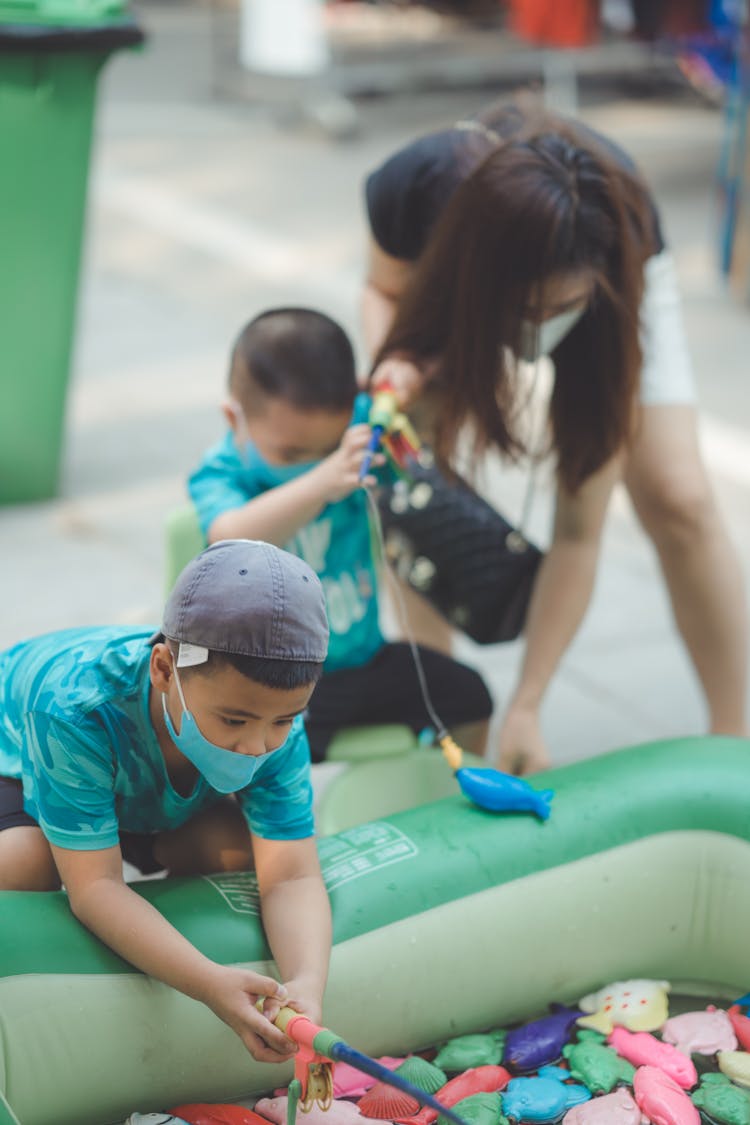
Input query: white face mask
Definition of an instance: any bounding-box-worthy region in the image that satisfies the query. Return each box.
[518,305,586,363]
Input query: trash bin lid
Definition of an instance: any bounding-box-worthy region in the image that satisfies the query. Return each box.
[0,0,126,24]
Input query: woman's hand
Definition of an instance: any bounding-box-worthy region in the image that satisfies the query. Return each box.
[369,355,427,409]
[203,964,299,1063]
[495,705,551,777]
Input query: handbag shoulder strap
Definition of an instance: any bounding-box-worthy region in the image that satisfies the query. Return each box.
[510,358,548,546]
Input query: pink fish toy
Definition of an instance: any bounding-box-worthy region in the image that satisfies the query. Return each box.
[633,1065,700,1125]
[333,1058,406,1099]
[563,1088,642,1125]
[255,1097,385,1125]
[608,1028,697,1089]
[661,1007,737,1056]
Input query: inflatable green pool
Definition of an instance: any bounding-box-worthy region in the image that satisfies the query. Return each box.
[1,736,749,1125]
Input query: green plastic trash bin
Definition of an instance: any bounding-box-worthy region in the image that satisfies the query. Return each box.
[0,1,143,504]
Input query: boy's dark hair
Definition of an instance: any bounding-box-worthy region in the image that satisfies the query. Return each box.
[230,307,357,414]
[178,647,323,691]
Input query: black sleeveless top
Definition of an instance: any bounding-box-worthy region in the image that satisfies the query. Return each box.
[364,110,664,262]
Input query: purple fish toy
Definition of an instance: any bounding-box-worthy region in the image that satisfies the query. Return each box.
[504,1006,583,1073]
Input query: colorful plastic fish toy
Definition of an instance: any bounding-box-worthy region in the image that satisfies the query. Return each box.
[435,1032,507,1072]
[692,1073,750,1125]
[396,1065,511,1125]
[661,1006,737,1056]
[504,1006,582,1073]
[632,1065,700,1125]
[562,1034,635,1094]
[332,1057,405,1098]
[455,769,554,820]
[256,1097,385,1125]
[578,980,670,1034]
[171,1108,268,1125]
[562,1088,641,1125]
[437,1092,507,1125]
[728,1006,750,1052]
[501,1066,591,1123]
[718,1051,750,1089]
[607,1027,697,1089]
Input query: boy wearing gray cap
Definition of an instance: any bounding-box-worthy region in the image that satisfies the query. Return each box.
[0,539,331,1063]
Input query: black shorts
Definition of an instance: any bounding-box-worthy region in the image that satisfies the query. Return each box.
[0,776,164,876]
[305,641,493,762]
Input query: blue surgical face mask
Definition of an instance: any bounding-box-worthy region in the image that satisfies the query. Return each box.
[161,665,285,794]
[241,443,319,488]
[518,305,586,363]
[227,398,320,486]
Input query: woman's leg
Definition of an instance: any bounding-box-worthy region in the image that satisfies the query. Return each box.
[624,403,748,734]
[154,798,254,876]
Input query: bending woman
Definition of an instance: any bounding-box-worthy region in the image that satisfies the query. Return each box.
[363,100,747,775]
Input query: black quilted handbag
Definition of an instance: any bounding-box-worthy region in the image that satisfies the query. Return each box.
[376,458,543,644]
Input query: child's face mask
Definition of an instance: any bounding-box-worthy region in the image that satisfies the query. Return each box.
[161,664,288,794]
[518,304,585,363]
[241,444,319,487]
[226,397,351,488]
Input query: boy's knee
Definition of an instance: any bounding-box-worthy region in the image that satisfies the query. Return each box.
[0,827,60,891]
[448,662,493,724]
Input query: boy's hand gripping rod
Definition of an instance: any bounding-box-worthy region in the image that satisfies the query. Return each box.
[274,1007,469,1125]
[359,384,421,481]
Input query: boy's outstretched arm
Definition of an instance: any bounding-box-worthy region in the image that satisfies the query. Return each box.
[252,835,332,1027]
[207,425,379,546]
[51,843,299,1063]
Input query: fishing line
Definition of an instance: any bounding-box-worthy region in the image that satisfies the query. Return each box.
[363,484,449,741]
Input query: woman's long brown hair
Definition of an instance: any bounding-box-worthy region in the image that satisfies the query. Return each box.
[373,108,659,492]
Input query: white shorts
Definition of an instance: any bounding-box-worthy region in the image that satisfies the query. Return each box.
[639,250,697,405]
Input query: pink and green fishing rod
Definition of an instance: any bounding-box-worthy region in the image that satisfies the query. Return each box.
[274,1008,470,1125]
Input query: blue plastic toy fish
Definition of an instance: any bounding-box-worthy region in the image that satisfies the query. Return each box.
[504,1005,583,1073]
[501,1067,591,1123]
[456,768,554,820]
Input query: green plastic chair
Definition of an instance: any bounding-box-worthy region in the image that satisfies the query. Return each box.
[164,502,206,596]
[163,504,418,764]
[316,747,487,835]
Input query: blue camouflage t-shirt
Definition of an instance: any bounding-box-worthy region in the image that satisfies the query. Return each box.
[0,626,315,849]
[188,393,385,673]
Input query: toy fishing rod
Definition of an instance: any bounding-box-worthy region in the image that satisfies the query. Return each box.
[274,1008,470,1125]
[359,384,421,482]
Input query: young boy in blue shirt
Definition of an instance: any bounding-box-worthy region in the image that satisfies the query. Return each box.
[188,307,493,761]
[0,539,332,1063]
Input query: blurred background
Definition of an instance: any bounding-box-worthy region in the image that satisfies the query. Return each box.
[1,0,749,767]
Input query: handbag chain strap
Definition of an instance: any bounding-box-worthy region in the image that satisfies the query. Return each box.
[507,358,546,553]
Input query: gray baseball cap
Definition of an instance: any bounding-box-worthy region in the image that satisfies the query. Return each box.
[155,539,329,666]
